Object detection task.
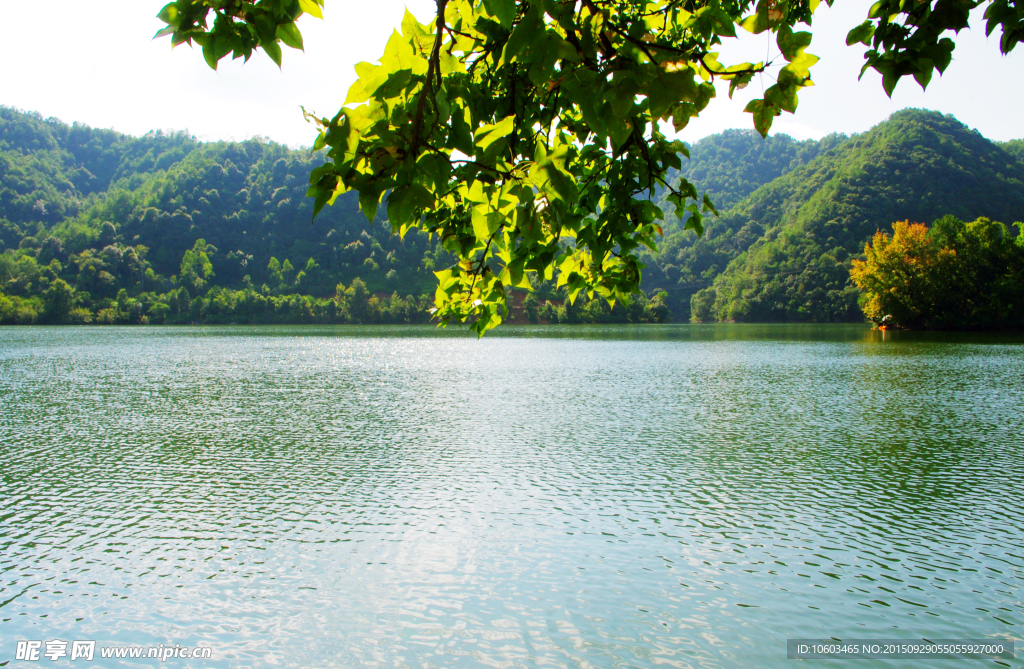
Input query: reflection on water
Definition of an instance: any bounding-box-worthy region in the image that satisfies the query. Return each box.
[1,324,1021,668]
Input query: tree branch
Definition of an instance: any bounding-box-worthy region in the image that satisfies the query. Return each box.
[410,0,450,157]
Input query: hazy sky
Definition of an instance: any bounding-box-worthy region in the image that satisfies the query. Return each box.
[1,0,1021,147]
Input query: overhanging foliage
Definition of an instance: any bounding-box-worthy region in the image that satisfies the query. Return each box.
[156,0,1023,333]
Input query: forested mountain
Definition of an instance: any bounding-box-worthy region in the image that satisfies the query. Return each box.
[0,106,445,298]
[644,109,1024,321]
[657,129,844,229]
[1,108,197,247]
[640,131,845,317]
[0,106,668,325]
[2,106,1022,325]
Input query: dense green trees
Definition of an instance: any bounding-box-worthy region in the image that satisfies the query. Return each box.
[1002,139,1024,163]
[1,106,449,298]
[0,238,669,325]
[680,110,1024,322]
[4,106,1022,328]
[851,217,1024,329]
[640,130,847,317]
[0,107,198,240]
[0,237,434,325]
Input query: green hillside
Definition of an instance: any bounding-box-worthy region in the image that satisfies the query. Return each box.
[640,132,846,318]
[0,107,445,297]
[1,108,197,247]
[655,110,1024,322]
[658,129,842,228]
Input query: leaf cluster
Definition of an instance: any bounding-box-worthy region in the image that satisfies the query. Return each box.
[848,0,1023,96]
[156,0,324,68]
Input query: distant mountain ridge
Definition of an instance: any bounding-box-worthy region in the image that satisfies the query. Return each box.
[1000,139,1024,163]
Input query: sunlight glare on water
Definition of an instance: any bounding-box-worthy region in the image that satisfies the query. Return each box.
[1,325,1021,668]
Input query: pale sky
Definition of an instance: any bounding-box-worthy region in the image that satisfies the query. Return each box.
[0,0,1021,147]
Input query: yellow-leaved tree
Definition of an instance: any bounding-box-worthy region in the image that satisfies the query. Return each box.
[851,217,1024,329]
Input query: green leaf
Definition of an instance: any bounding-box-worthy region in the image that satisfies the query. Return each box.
[483,0,516,27]
[472,205,502,242]
[416,153,451,190]
[276,22,304,50]
[199,35,220,70]
[359,188,382,222]
[702,193,719,217]
[500,7,542,65]
[684,209,704,236]
[740,9,770,34]
[847,21,875,46]
[743,99,778,137]
[298,0,323,19]
[913,65,933,89]
[252,13,279,45]
[764,82,799,113]
[531,163,577,205]
[780,52,818,79]
[309,170,342,219]
[474,115,516,154]
[531,140,577,204]
[380,29,417,72]
[344,79,370,105]
[710,7,737,37]
[264,40,283,68]
[882,71,898,97]
[157,4,179,26]
[446,106,475,155]
[777,29,812,61]
[387,184,433,230]
[648,70,699,119]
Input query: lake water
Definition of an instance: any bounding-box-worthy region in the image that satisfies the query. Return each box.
[1,324,1021,668]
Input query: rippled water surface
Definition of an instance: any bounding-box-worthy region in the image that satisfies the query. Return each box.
[1,324,1022,668]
